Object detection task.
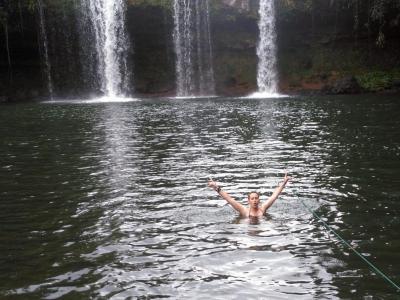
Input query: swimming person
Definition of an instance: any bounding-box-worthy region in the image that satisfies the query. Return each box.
[208,173,291,218]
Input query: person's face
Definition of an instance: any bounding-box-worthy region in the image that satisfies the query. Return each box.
[248,192,260,208]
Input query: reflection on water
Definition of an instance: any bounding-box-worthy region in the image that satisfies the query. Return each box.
[0,95,399,299]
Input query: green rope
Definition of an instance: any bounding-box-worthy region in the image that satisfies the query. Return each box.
[299,199,400,292]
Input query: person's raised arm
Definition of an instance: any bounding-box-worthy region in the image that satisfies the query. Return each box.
[261,173,291,214]
[208,179,247,216]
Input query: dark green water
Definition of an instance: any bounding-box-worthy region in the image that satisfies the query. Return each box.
[0,94,399,299]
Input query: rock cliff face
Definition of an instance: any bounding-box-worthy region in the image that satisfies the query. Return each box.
[0,0,399,101]
[222,0,251,11]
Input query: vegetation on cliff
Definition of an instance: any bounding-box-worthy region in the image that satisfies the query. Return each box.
[275,0,400,93]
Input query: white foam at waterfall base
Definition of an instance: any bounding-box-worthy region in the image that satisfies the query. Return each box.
[42,96,140,104]
[169,95,218,100]
[245,91,289,99]
[80,96,139,103]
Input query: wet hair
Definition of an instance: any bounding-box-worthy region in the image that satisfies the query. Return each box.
[247,191,260,199]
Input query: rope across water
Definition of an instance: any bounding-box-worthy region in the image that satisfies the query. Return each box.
[299,199,400,292]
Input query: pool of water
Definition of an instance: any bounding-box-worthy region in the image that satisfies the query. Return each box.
[0,94,399,299]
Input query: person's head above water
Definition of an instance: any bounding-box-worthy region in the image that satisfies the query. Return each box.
[247,191,260,209]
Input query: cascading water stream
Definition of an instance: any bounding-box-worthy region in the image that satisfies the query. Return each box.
[256,0,278,95]
[37,0,54,99]
[202,0,215,95]
[173,0,215,97]
[81,0,131,98]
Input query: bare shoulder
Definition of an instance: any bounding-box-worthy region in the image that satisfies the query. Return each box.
[239,207,249,217]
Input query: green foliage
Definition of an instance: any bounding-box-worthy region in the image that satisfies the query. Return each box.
[26,0,37,12]
[279,0,313,12]
[276,0,400,47]
[356,70,400,91]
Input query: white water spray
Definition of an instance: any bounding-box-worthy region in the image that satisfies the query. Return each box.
[173,0,215,97]
[83,0,131,97]
[256,0,278,95]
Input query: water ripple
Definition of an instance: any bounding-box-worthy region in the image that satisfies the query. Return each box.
[1,95,399,299]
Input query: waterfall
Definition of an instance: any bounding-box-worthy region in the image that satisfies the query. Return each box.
[173,0,215,97]
[256,0,278,94]
[37,0,54,99]
[80,0,132,97]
